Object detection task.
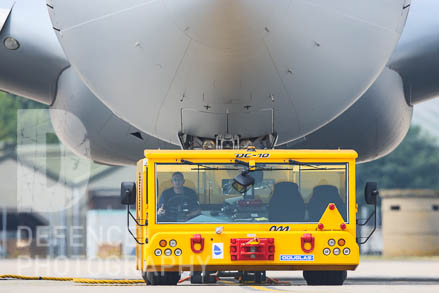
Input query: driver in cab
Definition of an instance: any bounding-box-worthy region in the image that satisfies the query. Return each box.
[157,172,201,222]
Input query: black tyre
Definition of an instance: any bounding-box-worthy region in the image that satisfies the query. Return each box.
[190,271,202,284]
[202,271,217,284]
[190,271,217,284]
[145,272,160,285]
[254,271,266,284]
[239,271,266,284]
[303,270,347,286]
[145,271,181,285]
[141,272,150,285]
[165,272,181,285]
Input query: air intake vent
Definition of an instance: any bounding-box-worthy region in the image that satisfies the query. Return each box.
[130,132,143,140]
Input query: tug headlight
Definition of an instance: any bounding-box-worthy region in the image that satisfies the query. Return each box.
[333,248,341,255]
[323,248,331,256]
[154,249,162,256]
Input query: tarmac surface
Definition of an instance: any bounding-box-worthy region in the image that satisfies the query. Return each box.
[1,258,439,292]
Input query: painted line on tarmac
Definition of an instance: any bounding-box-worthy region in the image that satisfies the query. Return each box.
[217,279,291,292]
[249,286,288,292]
[218,280,238,285]
[218,280,271,291]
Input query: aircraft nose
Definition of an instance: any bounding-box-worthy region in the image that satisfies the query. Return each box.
[163,0,290,50]
[48,0,409,144]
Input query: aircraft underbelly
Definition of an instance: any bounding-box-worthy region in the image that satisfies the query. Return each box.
[47,0,409,145]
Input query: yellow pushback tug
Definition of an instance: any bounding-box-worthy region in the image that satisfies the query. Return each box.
[120,148,378,286]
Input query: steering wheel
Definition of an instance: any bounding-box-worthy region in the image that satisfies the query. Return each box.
[164,195,191,222]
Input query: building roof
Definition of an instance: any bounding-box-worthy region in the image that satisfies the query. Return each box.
[0,210,48,231]
[0,144,119,187]
[380,189,439,199]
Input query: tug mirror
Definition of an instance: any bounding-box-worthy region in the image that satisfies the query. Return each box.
[121,182,136,205]
[364,182,379,205]
[232,173,255,193]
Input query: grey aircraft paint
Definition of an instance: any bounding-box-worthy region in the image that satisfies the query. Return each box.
[46,0,409,145]
[51,67,178,166]
[0,0,437,165]
[389,0,439,105]
[0,0,69,104]
[280,67,413,162]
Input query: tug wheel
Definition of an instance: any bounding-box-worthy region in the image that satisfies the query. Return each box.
[190,271,217,284]
[190,271,202,284]
[303,270,347,286]
[239,271,266,284]
[143,271,180,285]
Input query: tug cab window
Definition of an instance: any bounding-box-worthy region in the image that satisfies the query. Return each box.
[155,162,348,224]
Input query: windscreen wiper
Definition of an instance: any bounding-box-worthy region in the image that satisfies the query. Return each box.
[253,166,294,171]
[180,159,239,171]
[235,160,293,172]
[289,159,320,169]
[234,159,249,167]
[288,159,344,170]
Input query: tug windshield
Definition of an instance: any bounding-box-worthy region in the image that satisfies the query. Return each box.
[155,162,348,224]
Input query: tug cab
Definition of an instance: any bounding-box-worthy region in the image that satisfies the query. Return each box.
[121,148,378,285]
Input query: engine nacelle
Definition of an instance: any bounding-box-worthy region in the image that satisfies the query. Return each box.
[279,68,413,162]
[50,68,177,165]
[0,0,68,104]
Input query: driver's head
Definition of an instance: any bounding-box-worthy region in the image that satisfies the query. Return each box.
[171,172,185,191]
